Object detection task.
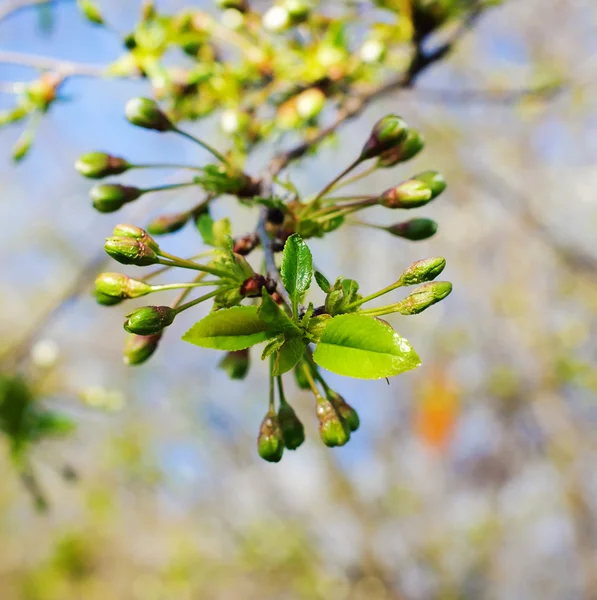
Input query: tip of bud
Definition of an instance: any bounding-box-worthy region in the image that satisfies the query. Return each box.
[386,218,438,241]
[360,114,409,161]
[90,184,142,213]
[125,97,173,132]
[377,129,425,167]
[75,152,129,179]
[257,413,285,462]
[146,212,190,235]
[398,257,446,286]
[278,402,305,450]
[123,305,176,335]
[316,396,350,447]
[104,237,159,266]
[218,350,250,379]
[123,332,163,365]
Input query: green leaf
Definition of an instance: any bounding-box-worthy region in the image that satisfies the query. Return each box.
[314,271,331,293]
[273,337,306,376]
[313,314,420,379]
[258,291,300,335]
[280,234,312,312]
[254,196,287,211]
[182,306,274,351]
[196,213,231,248]
[262,335,285,360]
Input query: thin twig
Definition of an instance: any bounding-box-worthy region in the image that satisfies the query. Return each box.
[0,50,108,77]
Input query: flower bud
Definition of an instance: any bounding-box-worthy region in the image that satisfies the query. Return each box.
[240,274,275,298]
[398,257,446,286]
[263,5,290,32]
[95,272,152,300]
[112,224,160,251]
[123,332,162,365]
[75,152,130,179]
[386,217,438,241]
[413,170,446,198]
[284,0,310,22]
[125,97,173,132]
[293,362,311,390]
[104,237,159,266]
[77,0,104,25]
[378,180,431,209]
[278,401,305,450]
[316,395,350,447]
[215,0,248,12]
[124,305,176,335]
[295,88,326,120]
[218,349,250,379]
[146,212,190,235]
[95,291,124,306]
[395,281,452,315]
[377,129,425,167]
[90,184,142,213]
[257,412,284,462]
[328,391,359,432]
[360,114,409,160]
[232,233,259,256]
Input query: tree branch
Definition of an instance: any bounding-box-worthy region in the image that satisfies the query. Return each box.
[0,50,108,77]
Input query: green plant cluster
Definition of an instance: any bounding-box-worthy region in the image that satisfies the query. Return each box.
[82,96,452,461]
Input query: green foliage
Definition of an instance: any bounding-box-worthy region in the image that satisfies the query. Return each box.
[313,314,421,379]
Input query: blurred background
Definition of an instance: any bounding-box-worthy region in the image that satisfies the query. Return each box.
[1,1,597,598]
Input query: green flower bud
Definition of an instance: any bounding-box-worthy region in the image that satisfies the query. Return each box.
[218,349,250,380]
[123,306,176,335]
[257,412,284,462]
[385,218,438,241]
[215,0,248,12]
[75,152,130,179]
[377,129,425,167]
[316,395,350,447]
[123,332,162,365]
[90,184,142,213]
[112,224,160,251]
[146,212,190,235]
[278,401,305,450]
[125,97,173,132]
[413,170,446,198]
[395,281,452,315]
[284,0,310,22]
[104,237,159,266]
[360,114,409,160]
[327,391,359,432]
[398,257,446,286]
[95,290,124,306]
[295,88,326,120]
[95,272,153,300]
[293,361,311,390]
[77,0,104,25]
[378,180,431,209]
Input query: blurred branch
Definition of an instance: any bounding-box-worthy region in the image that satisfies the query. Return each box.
[407,83,564,105]
[0,252,107,369]
[466,156,597,275]
[0,50,107,77]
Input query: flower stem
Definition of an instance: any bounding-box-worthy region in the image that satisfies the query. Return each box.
[311,157,363,205]
[343,280,404,311]
[174,289,220,314]
[173,127,230,166]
